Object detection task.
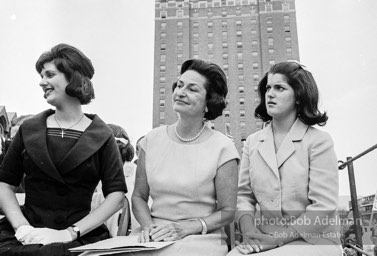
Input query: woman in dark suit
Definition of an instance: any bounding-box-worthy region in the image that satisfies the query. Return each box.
[0,43,127,255]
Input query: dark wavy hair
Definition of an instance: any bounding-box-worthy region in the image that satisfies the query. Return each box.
[107,124,135,163]
[172,59,228,120]
[35,43,95,105]
[255,61,328,126]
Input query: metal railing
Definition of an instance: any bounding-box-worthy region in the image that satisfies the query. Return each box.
[338,143,377,256]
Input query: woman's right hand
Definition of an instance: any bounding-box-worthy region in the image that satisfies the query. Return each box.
[235,228,263,254]
[138,226,152,243]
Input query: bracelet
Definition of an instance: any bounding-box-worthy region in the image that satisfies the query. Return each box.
[197,218,207,235]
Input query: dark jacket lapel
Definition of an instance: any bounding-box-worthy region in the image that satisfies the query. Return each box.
[22,109,65,184]
[57,114,113,175]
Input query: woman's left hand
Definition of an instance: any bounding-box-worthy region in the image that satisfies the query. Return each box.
[149,222,189,242]
[245,232,280,252]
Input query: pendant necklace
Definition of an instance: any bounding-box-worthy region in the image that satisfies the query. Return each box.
[175,121,206,142]
[54,114,84,138]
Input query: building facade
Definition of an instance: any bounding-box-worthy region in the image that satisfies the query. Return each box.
[153,0,299,151]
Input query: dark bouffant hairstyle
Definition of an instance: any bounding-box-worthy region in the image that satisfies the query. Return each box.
[172,59,228,120]
[35,43,95,105]
[255,61,328,126]
[108,124,135,163]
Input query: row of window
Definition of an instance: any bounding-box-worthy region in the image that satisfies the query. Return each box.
[158,3,290,19]
[156,0,258,10]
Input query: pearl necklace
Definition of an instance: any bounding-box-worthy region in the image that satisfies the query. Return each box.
[54,114,84,138]
[175,122,206,142]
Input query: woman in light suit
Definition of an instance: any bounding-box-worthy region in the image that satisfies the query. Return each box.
[228,61,342,255]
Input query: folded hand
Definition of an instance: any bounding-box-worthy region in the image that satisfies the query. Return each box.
[22,228,72,245]
[15,225,35,245]
[149,222,187,242]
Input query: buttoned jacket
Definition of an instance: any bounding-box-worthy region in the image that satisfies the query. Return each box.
[0,109,126,230]
[237,119,340,245]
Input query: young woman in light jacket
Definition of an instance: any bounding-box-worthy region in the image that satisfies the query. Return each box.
[228,61,342,256]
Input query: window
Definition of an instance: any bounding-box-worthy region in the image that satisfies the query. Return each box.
[286,48,292,54]
[177,21,183,27]
[284,26,290,32]
[236,20,242,27]
[223,53,228,59]
[160,88,165,96]
[159,111,165,120]
[160,65,166,72]
[208,32,213,38]
[268,48,275,54]
[160,76,166,82]
[177,42,183,51]
[237,53,243,61]
[224,110,230,117]
[283,3,289,11]
[240,98,245,105]
[208,43,214,50]
[268,37,274,46]
[265,4,272,12]
[208,21,213,28]
[193,44,199,52]
[160,43,166,51]
[252,51,258,57]
[161,22,166,29]
[161,32,166,38]
[193,22,199,28]
[222,42,228,49]
[222,31,228,40]
[222,20,227,28]
[253,63,258,69]
[285,36,291,42]
[284,15,290,23]
[238,74,244,81]
[269,59,275,65]
[267,26,273,33]
[240,121,246,128]
[159,99,165,107]
[253,74,259,82]
[160,54,166,62]
[221,10,227,17]
[240,110,245,117]
[177,10,183,17]
[239,86,245,93]
[161,11,167,18]
[236,31,242,39]
[237,42,243,49]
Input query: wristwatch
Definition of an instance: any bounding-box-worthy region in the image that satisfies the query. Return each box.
[71,225,81,239]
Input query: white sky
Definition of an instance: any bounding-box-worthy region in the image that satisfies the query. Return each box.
[0,0,376,197]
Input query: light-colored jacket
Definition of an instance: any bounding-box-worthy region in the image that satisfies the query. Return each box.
[237,119,340,245]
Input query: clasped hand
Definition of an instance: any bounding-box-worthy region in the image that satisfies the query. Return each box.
[235,228,280,254]
[15,225,72,245]
[139,222,187,243]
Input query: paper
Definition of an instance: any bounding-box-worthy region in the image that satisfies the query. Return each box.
[70,236,174,255]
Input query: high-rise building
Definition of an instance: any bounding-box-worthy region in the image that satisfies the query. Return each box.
[153,0,299,152]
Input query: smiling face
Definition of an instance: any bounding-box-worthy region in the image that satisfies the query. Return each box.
[39,62,70,107]
[172,70,207,119]
[265,73,297,121]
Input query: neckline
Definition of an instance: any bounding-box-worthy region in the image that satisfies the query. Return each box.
[165,125,216,145]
